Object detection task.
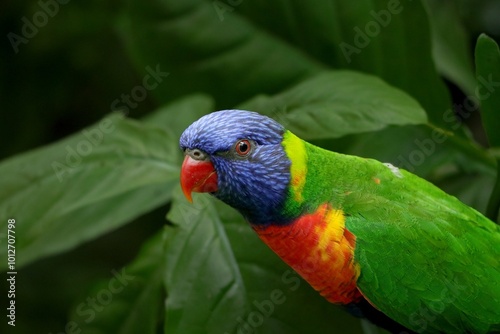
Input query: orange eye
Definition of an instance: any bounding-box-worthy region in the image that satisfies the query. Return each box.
[235,139,251,156]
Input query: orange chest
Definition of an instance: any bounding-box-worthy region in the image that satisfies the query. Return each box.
[253,204,362,305]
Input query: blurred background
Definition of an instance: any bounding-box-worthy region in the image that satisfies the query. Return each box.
[2,2,168,333]
[1,0,500,333]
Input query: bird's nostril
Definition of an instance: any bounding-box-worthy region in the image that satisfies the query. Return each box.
[187,148,207,161]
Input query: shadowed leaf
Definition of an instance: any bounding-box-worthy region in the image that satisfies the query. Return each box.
[240,71,427,140]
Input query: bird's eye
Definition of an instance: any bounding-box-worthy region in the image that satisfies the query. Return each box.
[235,139,251,156]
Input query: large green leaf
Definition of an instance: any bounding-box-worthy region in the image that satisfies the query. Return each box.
[119,0,451,128]
[0,114,177,270]
[475,33,500,222]
[0,94,213,270]
[69,231,166,334]
[239,71,427,140]
[164,189,364,334]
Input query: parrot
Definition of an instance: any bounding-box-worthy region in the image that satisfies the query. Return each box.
[179,109,500,333]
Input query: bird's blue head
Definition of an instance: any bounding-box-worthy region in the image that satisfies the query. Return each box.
[179,110,291,225]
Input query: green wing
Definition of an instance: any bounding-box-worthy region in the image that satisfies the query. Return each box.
[342,159,500,333]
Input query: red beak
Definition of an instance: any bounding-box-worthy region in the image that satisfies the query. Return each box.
[180,155,218,203]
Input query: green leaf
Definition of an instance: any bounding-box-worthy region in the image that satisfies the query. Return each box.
[235,0,452,129]
[475,33,500,222]
[118,0,324,107]
[239,71,427,140]
[423,0,476,96]
[475,34,500,147]
[69,231,166,334]
[164,191,248,334]
[164,189,364,334]
[0,93,214,270]
[0,114,178,270]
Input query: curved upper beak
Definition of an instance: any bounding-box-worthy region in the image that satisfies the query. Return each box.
[180,153,218,203]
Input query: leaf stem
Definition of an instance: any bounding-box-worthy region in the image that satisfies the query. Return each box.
[426,123,496,170]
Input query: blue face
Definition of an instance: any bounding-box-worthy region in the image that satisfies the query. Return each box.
[179,110,291,224]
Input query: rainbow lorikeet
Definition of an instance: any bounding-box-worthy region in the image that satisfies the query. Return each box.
[179,110,500,333]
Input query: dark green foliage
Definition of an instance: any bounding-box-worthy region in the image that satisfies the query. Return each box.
[1,0,499,333]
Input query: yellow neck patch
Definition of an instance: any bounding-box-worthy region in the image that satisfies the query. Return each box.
[282,131,307,203]
[315,207,346,262]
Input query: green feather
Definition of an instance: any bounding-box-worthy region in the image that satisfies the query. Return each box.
[284,134,500,333]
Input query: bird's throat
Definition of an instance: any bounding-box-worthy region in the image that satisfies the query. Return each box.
[252,203,362,305]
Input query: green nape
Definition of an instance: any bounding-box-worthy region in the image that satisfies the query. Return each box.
[281,130,379,217]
